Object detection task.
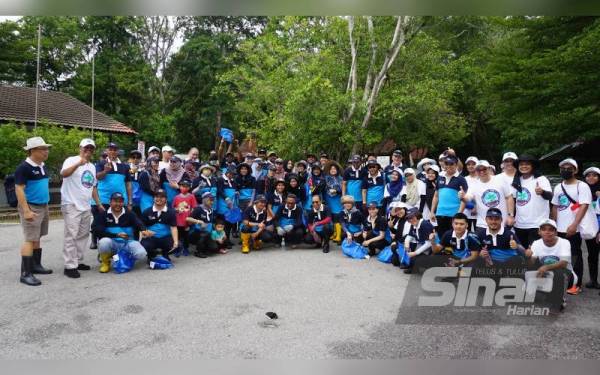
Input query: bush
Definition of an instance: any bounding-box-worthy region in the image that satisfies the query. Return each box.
[0,122,108,181]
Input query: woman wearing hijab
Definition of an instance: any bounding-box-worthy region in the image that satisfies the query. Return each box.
[583,167,600,290]
[422,165,440,222]
[235,163,256,213]
[324,161,343,244]
[192,164,218,209]
[139,156,162,213]
[184,159,199,182]
[400,168,427,211]
[286,174,306,207]
[382,169,403,211]
[159,156,189,206]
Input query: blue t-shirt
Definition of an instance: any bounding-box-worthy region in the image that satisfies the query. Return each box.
[14,159,50,205]
[436,174,468,217]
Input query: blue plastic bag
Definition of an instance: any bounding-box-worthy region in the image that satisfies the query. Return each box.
[341,239,368,259]
[149,255,173,270]
[224,206,242,224]
[377,246,394,263]
[395,243,411,266]
[219,128,234,143]
[112,246,136,274]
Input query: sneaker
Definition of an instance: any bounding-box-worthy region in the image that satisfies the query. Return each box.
[218,248,228,254]
[194,251,208,258]
[182,247,190,256]
[64,268,81,278]
[173,248,182,258]
[89,243,98,250]
[77,263,91,271]
[566,285,581,295]
[403,268,413,274]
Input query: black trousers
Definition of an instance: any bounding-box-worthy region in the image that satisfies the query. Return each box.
[305,225,333,244]
[586,238,600,284]
[189,231,218,254]
[558,232,583,287]
[240,227,275,243]
[361,232,388,256]
[278,227,305,245]
[90,204,110,245]
[177,226,190,249]
[140,236,173,259]
[467,218,477,232]
[514,227,540,249]
[436,216,453,238]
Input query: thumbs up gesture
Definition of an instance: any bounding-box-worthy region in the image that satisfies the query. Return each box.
[429,229,436,242]
[509,234,518,249]
[534,181,543,195]
[458,186,465,200]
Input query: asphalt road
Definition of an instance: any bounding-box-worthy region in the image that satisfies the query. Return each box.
[1,220,599,359]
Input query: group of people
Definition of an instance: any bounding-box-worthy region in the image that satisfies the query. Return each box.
[13,135,600,311]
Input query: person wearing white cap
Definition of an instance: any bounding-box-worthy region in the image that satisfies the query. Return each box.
[416,158,436,183]
[463,156,479,231]
[159,145,175,172]
[147,146,160,159]
[524,219,576,312]
[551,158,592,295]
[497,151,518,191]
[399,168,426,211]
[60,138,103,278]
[461,160,515,230]
[15,137,53,286]
[583,167,600,290]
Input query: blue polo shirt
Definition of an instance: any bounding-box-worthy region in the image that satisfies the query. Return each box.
[343,167,364,202]
[95,160,131,205]
[476,227,521,263]
[141,206,177,239]
[436,173,468,217]
[362,172,385,207]
[14,159,50,205]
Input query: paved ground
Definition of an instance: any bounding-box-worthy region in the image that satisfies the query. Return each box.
[1,220,600,359]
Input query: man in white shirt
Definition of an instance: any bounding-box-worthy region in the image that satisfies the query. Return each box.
[525,219,576,311]
[550,158,592,295]
[60,138,103,278]
[159,145,175,172]
[511,154,553,248]
[461,160,515,230]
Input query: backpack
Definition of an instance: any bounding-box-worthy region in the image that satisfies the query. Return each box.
[4,174,18,208]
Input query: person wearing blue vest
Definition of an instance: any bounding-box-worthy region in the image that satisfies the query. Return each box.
[383,149,407,182]
[95,192,150,273]
[15,137,53,286]
[140,189,179,262]
[216,165,239,241]
[138,156,161,214]
[324,161,343,244]
[187,192,217,258]
[159,156,189,206]
[430,155,468,237]
[305,195,333,253]
[235,163,256,213]
[340,195,365,243]
[128,149,143,217]
[402,208,436,274]
[304,162,326,212]
[275,194,305,248]
[240,195,274,253]
[361,202,390,256]
[475,208,526,277]
[268,179,287,217]
[91,142,132,249]
[362,160,385,213]
[342,155,365,211]
[430,212,482,275]
[192,164,218,209]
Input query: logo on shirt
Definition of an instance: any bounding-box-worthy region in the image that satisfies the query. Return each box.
[557,194,570,211]
[81,170,95,188]
[516,188,531,206]
[481,189,501,208]
[541,255,560,265]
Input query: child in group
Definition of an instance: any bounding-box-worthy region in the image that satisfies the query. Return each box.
[173,179,197,256]
[211,219,229,254]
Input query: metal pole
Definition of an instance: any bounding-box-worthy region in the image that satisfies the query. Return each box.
[91,47,95,139]
[34,24,41,132]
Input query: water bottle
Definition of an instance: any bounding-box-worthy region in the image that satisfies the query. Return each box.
[281,237,286,250]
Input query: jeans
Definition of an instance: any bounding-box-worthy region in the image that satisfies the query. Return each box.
[140,236,174,259]
[98,238,147,260]
[558,232,583,287]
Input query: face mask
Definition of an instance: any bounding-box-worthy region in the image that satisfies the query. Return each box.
[560,170,574,180]
[180,187,189,194]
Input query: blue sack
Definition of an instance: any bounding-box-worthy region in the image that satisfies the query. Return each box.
[341,239,368,259]
[377,245,394,263]
[112,246,136,274]
[219,128,234,143]
[395,243,411,266]
[149,255,173,270]
[224,206,242,224]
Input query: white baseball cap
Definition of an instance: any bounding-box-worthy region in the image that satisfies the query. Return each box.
[583,167,600,176]
[161,145,174,152]
[538,218,557,230]
[79,138,96,148]
[389,201,408,209]
[502,152,518,161]
[404,168,416,175]
[148,146,160,153]
[23,136,52,150]
[429,165,441,173]
[559,158,578,170]
[476,160,491,169]
[465,156,479,164]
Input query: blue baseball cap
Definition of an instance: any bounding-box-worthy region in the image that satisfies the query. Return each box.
[110,192,124,201]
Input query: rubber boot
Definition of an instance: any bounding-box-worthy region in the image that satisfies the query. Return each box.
[253,238,263,250]
[333,223,342,244]
[20,256,41,286]
[322,238,330,253]
[32,248,53,274]
[241,232,251,254]
[99,253,111,273]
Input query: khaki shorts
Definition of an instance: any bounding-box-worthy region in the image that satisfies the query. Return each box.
[18,204,49,242]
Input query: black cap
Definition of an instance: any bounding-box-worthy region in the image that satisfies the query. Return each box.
[170,156,182,163]
[130,149,142,156]
[154,189,167,197]
[107,142,118,149]
[258,148,267,154]
[110,192,124,201]
[367,201,378,209]
[392,149,402,156]
[444,155,458,164]
[366,160,381,169]
[486,208,503,218]
[268,152,277,157]
[179,179,191,186]
[311,162,322,170]
[255,194,267,203]
[405,207,419,219]
[320,153,328,158]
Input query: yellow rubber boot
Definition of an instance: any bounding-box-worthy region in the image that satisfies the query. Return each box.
[241,233,251,254]
[333,223,342,244]
[99,253,111,273]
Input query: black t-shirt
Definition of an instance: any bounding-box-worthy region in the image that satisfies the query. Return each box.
[363,215,387,233]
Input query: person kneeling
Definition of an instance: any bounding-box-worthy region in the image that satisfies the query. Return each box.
[140,189,179,262]
[403,208,436,274]
[240,195,274,253]
[275,194,305,249]
[361,201,389,256]
[305,195,333,253]
[94,192,150,273]
[187,192,217,258]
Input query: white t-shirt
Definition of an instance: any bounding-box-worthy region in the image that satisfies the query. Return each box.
[531,237,575,278]
[158,161,169,173]
[512,175,552,229]
[467,177,511,228]
[400,179,426,209]
[496,172,515,192]
[464,174,479,219]
[60,156,97,211]
[551,181,592,233]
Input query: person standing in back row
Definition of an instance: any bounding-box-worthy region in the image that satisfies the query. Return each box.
[60,138,103,279]
[430,155,468,236]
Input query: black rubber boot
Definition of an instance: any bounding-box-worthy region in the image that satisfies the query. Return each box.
[322,239,330,253]
[32,248,53,274]
[90,233,98,249]
[20,256,42,286]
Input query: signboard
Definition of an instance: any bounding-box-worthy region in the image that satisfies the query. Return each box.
[137,140,145,160]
